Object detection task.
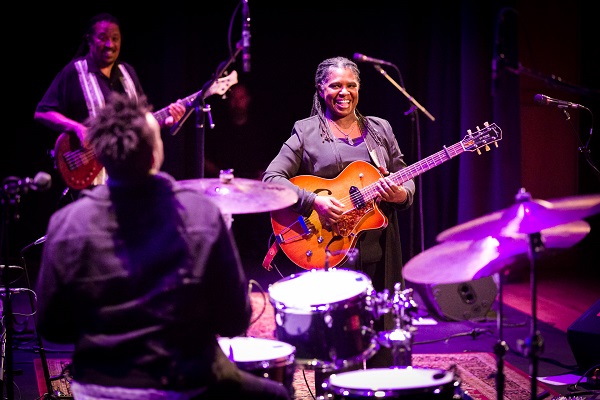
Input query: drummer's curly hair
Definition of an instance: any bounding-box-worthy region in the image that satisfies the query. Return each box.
[86,92,156,178]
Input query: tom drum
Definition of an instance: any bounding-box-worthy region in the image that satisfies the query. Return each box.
[268,269,378,371]
[218,336,296,396]
[321,367,461,399]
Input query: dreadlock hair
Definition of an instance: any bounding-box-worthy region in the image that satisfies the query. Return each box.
[86,92,156,180]
[73,12,121,59]
[311,56,383,145]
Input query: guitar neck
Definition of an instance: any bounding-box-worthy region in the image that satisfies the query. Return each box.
[152,91,201,124]
[363,142,465,203]
[151,71,238,125]
[393,142,465,183]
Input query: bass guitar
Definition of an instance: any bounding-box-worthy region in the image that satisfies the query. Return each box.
[54,71,238,190]
[270,122,502,270]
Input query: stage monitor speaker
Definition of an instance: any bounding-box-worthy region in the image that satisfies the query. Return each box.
[567,298,600,372]
[414,276,498,321]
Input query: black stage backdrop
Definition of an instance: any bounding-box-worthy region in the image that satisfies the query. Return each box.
[4,1,599,278]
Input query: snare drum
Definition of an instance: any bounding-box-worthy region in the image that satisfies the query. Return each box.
[321,367,460,399]
[218,336,296,396]
[268,269,378,371]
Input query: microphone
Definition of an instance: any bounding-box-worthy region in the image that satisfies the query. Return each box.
[353,53,395,67]
[2,171,52,195]
[534,94,582,109]
[242,0,251,72]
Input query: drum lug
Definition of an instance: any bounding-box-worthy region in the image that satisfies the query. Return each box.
[275,310,284,327]
[324,311,333,328]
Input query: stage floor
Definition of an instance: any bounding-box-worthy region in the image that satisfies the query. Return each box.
[7,241,600,400]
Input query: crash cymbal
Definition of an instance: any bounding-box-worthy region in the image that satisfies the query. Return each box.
[404,220,591,285]
[436,191,600,242]
[178,175,298,215]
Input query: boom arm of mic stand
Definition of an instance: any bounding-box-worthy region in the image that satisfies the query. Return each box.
[373,65,435,122]
[169,44,243,137]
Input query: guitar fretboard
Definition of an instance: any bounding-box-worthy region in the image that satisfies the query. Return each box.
[359,142,464,204]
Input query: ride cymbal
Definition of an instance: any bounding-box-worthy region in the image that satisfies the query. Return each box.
[178,175,298,215]
[436,192,600,242]
[404,220,591,285]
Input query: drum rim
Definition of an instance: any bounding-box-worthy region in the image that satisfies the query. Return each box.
[218,337,296,368]
[324,367,456,394]
[268,268,375,310]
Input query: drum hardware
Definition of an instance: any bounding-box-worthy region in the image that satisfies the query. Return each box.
[370,284,419,367]
[433,188,600,400]
[324,247,359,271]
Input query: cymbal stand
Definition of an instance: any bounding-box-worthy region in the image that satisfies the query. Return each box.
[493,272,508,400]
[519,230,545,400]
[375,283,418,367]
[514,189,545,400]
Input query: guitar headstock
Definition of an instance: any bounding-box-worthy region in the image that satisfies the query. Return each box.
[206,70,238,97]
[461,122,502,154]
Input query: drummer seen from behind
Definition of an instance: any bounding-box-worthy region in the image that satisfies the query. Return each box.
[263,56,415,369]
[35,92,291,400]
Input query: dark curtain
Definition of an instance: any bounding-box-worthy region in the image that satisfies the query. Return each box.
[6,0,598,274]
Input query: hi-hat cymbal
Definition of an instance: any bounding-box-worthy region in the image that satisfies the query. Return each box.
[178,176,298,214]
[404,220,591,285]
[437,192,600,242]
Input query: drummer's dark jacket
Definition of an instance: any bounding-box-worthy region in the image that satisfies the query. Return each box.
[35,172,252,390]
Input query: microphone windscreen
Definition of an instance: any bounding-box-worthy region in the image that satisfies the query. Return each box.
[34,171,52,191]
[533,94,546,105]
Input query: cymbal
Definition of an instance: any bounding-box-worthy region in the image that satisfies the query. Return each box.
[404,220,591,285]
[178,176,298,214]
[437,192,600,242]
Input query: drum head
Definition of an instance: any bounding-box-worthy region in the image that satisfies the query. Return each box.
[325,367,455,395]
[268,268,373,309]
[218,337,295,366]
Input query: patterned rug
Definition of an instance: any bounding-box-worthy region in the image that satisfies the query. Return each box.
[35,293,559,400]
[246,292,559,400]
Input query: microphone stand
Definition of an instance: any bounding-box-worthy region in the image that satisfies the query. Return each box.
[372,65,435,122]
[170,43,242,179]
[0,183,21,400]
[19,238,60,399]
[371,64,435,257]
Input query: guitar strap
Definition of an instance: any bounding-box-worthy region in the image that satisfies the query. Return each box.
[75,59,105,118]
[364,133,389,176]
[117,64,139,103]
[74,59,138,186]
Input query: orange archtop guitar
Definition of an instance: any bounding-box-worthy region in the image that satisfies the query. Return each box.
[53,71,238,190]
[270,122,502,270]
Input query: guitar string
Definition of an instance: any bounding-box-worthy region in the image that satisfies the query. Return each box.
[62,73,239,170]
[335,142,465,210]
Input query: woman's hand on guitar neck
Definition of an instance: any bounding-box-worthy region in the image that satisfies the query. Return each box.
[375,176,408,204]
